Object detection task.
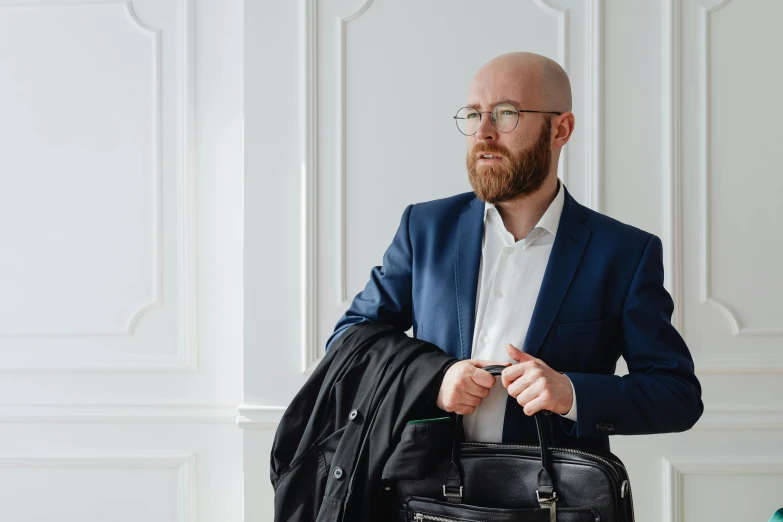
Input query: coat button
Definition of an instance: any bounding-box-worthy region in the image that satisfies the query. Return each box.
[348,409,358,421]
[333,467,343,479]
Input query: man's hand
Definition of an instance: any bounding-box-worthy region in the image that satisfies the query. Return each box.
[436,359,512,415]
[501,343,573,416]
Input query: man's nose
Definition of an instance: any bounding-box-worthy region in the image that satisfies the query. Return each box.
[475,113,498,141]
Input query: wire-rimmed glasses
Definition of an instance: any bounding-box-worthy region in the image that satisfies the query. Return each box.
[454,102,562,136]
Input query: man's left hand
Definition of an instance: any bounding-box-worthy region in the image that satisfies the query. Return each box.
[501,343,574,416]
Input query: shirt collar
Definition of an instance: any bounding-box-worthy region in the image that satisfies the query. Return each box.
[483,178,565,236]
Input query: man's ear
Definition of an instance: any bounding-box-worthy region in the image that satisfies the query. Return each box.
[552,112,575,148]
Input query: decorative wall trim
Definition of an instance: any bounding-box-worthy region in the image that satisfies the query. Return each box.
[301,0,320,374]
[0,1,162,338]
[663,456,783,522]
[0,404,237,424]
[237,403,783,431]
[699,0,781,338]
[336,0,377,309]
[236,404,286,429]
[0,452,196,522]
[662,0,683,332]
[0,0,197,372]
[693,407,783,430]
[532,0,569,188]
[685,0,783,373]
[585,0,603,212]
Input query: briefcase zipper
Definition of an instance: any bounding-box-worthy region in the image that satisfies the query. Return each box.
[461,442,635,522]
[413,513,473,522]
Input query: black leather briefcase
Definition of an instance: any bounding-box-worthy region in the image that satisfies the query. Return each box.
[382,365,635,522]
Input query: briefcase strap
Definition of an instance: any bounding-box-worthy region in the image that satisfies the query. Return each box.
[445,364,559,516]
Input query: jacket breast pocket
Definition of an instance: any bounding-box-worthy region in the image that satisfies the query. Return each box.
[556,314,617,338]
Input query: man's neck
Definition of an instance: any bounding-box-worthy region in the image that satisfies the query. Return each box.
[493,174,559,243]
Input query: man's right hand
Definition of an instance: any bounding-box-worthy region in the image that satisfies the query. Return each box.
[436,359,512,415]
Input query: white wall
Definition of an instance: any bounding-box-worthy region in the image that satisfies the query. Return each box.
[0,0,244,520]
[245,0,783,520]
[2,0,779,520]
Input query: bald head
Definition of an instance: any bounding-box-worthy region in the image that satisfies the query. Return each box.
[468,52,571,113]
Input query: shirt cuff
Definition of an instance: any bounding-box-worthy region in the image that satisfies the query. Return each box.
[560,374,577,421]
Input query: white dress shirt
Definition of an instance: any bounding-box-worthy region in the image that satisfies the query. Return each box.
[463,179,578,443]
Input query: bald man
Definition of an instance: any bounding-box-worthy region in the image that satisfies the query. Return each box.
[326,52,703,452]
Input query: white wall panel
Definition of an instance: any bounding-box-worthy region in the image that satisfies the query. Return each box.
[0,453,194,522]
[680,0,783,372]
[665,458,783,522]
[0,0,196,372]
[0,0,243,520]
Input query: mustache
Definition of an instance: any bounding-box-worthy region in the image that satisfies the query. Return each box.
[470,142,509,157]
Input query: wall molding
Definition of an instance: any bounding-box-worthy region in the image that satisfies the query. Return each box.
[0,404,237,424]
[301,0,319,374]
[693,406,783,430]
[0,451,196,522]
[0,0,198,373]
[236,403,783,431]
[663,456,783,522]
[585,0,603,212]
[0,1,162,338]
[663,0,783,373]
[699,0,782,338]
[236,404,286,430]
[662,0,683,332]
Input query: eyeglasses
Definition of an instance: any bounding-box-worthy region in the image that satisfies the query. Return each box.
[453,102,562,136]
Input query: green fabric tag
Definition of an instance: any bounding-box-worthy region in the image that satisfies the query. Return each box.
[406,417,452,425]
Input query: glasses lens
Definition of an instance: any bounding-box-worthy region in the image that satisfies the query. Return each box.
[492,103,519,132]
[455,107,480,135]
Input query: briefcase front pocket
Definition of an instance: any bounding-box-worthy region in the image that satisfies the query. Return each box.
[406,496,601,522]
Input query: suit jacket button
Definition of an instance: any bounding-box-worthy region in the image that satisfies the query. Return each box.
[348,409,358,421]
[596,422,605,430]
[333,467,343,479]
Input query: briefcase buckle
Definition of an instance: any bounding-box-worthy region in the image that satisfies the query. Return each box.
[536,489,558,504]
[442,485,463,499]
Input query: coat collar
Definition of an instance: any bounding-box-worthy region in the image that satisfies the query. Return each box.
[454,182,591,360]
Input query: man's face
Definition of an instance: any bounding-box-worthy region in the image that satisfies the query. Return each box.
[466,115,552,204]
[464,64,555,204]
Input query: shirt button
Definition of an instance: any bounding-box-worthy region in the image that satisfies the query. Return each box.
[348,409,358,421]
[333,467,343,479]
[483,335,491,343]
[494,290,503,299]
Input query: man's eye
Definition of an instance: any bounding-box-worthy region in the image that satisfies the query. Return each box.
[501,110,515,116]
[466,113,478,119]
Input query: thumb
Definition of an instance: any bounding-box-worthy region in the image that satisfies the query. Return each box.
[506,343,534,362]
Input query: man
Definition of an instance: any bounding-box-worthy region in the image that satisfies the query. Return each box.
[325,52,703,452]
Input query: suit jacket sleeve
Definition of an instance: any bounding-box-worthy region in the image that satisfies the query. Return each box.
[325,204,415,352]
[559,234,704,438]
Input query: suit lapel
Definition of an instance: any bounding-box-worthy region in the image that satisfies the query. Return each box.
[522,186,591,358]
[454,186,591,362]
[454,197,484,360]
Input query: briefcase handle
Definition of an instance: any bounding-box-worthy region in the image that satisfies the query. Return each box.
[442,364,558,507]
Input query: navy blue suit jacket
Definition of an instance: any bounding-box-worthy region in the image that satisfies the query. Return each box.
[325,184,703,452]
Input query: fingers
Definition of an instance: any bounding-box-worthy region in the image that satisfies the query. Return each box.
[521,395,547,416]
[505,343,535,363]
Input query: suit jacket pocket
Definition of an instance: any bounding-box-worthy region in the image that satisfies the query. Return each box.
[556,315,616,338]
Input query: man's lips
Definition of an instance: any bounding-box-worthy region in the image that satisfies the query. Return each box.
[477,153,504,163]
